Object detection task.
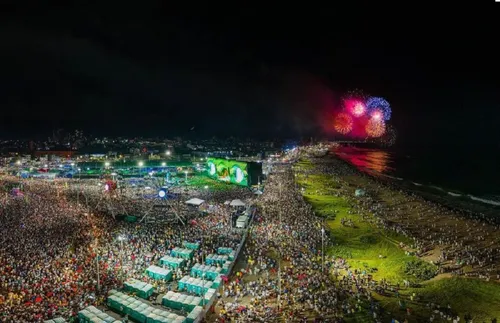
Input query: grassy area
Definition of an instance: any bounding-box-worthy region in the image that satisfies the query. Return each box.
[295,159,500,322]
[183,173,237,191]
[298,164,418,283]
[376,278,500,322]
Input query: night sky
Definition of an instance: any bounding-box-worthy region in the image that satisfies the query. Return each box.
[1,4,499,148]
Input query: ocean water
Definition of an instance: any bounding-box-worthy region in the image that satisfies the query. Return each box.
[334,146,500,207]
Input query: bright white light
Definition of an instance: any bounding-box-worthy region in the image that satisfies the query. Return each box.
[234,167,244,183]
[161,162,166,166]
[16,161,21,165]
[44,164,48,168]
[118,235,126,241]
[166,151,171,156]
[204,185,208,189]
[158,190,166,198]
[196,163,200,167]
[59,164,63,168]
[71,162,75,166]
[105,162,110,167]
[138,161,144,167]
[104,184,110,191]
[209,163,216,175]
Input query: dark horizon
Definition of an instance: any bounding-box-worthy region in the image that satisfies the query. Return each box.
[1,5,499,149]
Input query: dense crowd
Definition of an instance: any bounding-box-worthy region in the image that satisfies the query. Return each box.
[213,154,495,322]
[0,177,249,322]
[306,156,500,281]
[0,150,498,322]
[215,165,383,322]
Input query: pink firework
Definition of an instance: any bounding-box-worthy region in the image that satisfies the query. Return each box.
[371,109,383,121]
[344,99,367,117]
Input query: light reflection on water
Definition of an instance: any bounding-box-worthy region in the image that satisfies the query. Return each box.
[334,147,393,174]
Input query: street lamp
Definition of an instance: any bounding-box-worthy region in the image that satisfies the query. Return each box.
[105,161,110,168]
[138,161,144,176]
[321,227,325,273]
[166,150,171,156]
[118,235,126,279]
[161,162,166,167]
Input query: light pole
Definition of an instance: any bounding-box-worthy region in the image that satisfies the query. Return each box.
[184,170,188,183]
[321,227,325,273]
[96,251,101,291]
[277,183,282,312]
[118,235,126,280]
[138,161,143,177]
[77,168,82,204]
[277,249,281,312]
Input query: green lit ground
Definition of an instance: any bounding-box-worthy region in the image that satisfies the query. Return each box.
[295,160,500,322]
[182,173,240,191]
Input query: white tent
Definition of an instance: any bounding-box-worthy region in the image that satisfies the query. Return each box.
[230,199,246,207]
[185,198,205,206]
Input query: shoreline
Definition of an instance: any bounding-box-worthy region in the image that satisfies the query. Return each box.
[333,151,500,222]
[335,145,500,201]
[322,154,500,277]
[294,154,500,321]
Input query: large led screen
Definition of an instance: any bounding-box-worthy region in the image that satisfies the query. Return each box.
[206,158,248,186]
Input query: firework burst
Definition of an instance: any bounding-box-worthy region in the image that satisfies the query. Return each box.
[379,124,397,146]
[343,89,368,117]
[366,97,391,121]
[366,118,386,137]
[334,112,353,134]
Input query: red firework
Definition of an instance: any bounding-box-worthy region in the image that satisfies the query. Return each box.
[334,113,354,134]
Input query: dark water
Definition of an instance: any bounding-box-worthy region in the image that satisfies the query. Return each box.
[334,146,500,206]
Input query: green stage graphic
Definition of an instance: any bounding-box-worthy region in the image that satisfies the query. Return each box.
[206,158,248,186]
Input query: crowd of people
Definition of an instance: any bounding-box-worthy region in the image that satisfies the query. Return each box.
[0,176,250,322]
[214,164,384,322]
[308,156,500,281]
[0,149,498,322]
[213,151,499,322]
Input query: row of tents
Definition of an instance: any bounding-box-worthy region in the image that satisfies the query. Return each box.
[185,198,246,207]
